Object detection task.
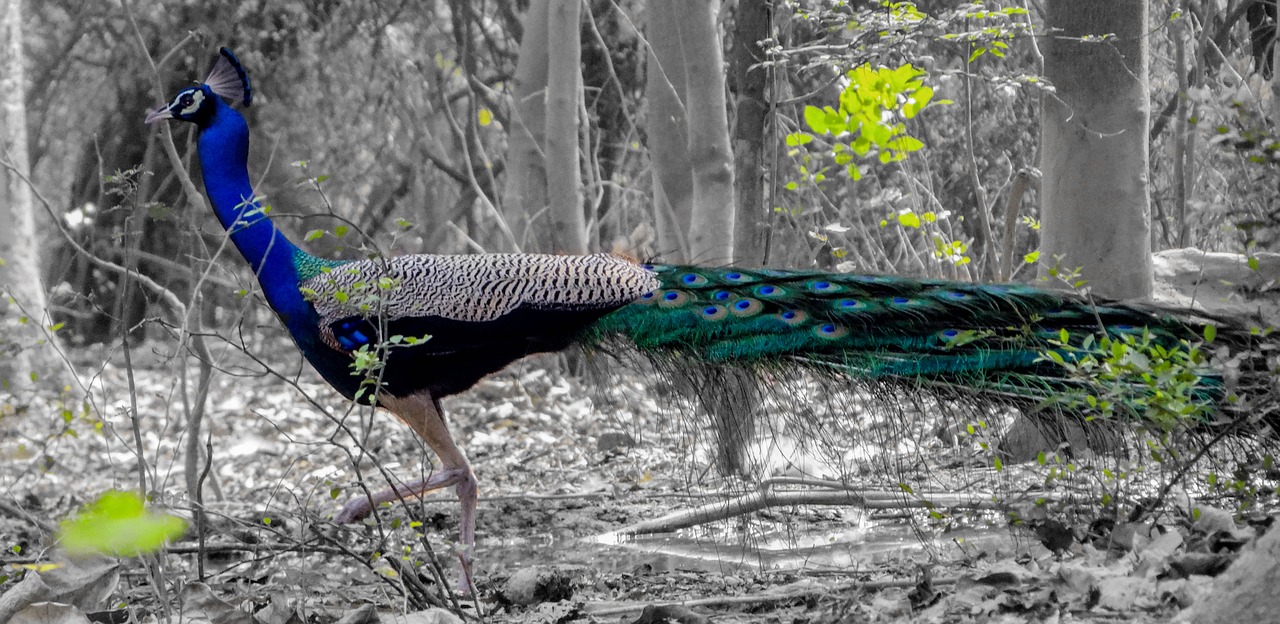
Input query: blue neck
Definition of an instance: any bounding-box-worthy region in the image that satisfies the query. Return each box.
[197,98,310,317]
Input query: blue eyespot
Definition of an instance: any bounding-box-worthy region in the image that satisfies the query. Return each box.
[812,281,832,290]
[725,272,745,281]
[941,329,960,339]
[943,291,968,300]
[701,305,729,321]
[777,309,808,326]
[729,298,763,317]
[681,273,709,286]
[836,299,865,309]
[712,290,732,301]
[891,296,913,305]
[658,290,690,308]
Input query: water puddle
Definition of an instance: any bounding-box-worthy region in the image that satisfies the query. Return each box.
[484,516,1018,574]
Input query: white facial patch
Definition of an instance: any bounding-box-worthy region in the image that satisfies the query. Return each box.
[171,89,206,116]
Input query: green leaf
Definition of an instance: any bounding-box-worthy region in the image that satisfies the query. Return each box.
[1204,324,1217,343]
[1023,250,1040,264]
[58,491,187,557]
[147,204,172,221]
[785,132,814,147]
[890,135,924,153]
[305,229,324,242]
[334,225,349,238]
[803,106,829,134]
[896,212,921,228]
[904,87,934,118]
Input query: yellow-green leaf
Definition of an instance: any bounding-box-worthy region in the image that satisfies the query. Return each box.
[803,105,829,134]
[478,107,493,126]
[785,132,814,147]
[59,491,187,557]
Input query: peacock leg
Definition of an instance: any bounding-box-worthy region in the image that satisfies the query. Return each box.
[335,391,478,591]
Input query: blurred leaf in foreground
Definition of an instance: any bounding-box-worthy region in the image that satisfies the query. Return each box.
[58,490,186,557]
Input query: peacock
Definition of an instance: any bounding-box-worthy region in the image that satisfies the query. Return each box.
[147,48,1268,590]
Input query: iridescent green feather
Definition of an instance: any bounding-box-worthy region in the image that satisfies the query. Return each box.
[588,263,1216,406]
[293,249,350,282]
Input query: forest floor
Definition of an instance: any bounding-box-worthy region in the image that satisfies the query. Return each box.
[0,339,1269,623]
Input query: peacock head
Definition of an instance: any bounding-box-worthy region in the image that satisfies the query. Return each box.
[145,47,252,127]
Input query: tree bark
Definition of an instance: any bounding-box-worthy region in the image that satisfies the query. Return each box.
[1272,4,1280,198]
[544,0,587,254]
[645,0,694,261]
[1038,0,1152,299]
[731,0,770,267]
[503,0,551,251]
[0,0,68,388]
[676,0,735,265]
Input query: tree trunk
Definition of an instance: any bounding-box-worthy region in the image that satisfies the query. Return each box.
[0,0,69,388]
[645,0,694,261]
[676,0,735,265]
[544,0,587,254]
[1272,4,1280,199]
[731,0,770,267]
[1039,0,1152,299]
[503,0,551,251]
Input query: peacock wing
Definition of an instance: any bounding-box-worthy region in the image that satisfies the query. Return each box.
[301,252,659,353]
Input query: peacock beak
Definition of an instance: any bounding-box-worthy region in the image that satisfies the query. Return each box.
[145,105,174,125]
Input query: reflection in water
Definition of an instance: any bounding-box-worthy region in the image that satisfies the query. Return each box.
[482,514,1017,576]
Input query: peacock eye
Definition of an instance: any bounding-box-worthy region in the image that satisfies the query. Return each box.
[173,90,205,115]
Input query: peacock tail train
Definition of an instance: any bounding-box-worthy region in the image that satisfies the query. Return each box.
[586,263,1269,425]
